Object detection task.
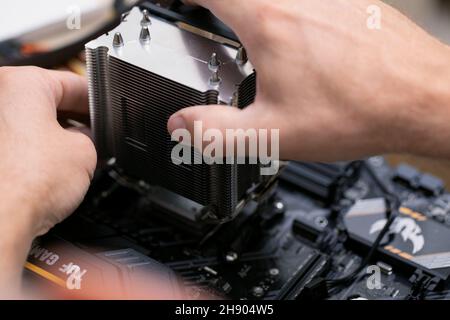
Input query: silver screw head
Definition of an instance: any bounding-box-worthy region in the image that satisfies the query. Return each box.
[140,26,151,44]
[274,201,285,213]
[113,32,124,47]
[141,9,152,27]
[208,53,221,70]
[252,286,264,298]
[209,70,221,86]
[225,252,238,262]
[269,268,280,276]
[236,46,248,65]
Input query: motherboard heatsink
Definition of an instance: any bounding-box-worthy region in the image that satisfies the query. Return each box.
[86,7,270,222]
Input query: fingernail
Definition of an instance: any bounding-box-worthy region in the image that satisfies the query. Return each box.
[168,115,187,133]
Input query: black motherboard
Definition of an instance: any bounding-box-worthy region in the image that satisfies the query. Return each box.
[18,1,450,301]
[23,157,450,300]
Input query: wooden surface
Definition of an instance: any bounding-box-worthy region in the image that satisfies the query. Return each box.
[386,155,450,186]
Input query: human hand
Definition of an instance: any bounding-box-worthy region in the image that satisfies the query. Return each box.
[0,67,96,293]
[170,0,450,161]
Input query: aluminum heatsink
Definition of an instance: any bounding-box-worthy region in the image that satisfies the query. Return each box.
[86,7,265,222]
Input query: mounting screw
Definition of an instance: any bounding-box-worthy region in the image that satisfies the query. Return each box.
[140,26,151,44]
[141,9,152,27]
[113,32,124,47]
[209,70,221,86]
[315,216,329,228]
[252,286,264,298]
[121,11,130,22]
[269,268,280,277]
[236,46,248,65]
[274,201,285,214]
[225,252,238,262]
[208,53,221,70]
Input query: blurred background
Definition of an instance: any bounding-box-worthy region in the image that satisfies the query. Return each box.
[1,0,450,182]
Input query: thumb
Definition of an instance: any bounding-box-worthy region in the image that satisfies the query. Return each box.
[167,104,278,158]
[168,104,268,135]
[182,0,254,33]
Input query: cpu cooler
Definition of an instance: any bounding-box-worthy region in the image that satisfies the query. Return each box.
[86,7,274,223]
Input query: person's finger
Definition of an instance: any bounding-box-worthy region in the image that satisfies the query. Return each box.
[167,103,278,158]
[183,0,258,37]
[65,123,93,141]
[46,70,89,114]
[63,127,97,180]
